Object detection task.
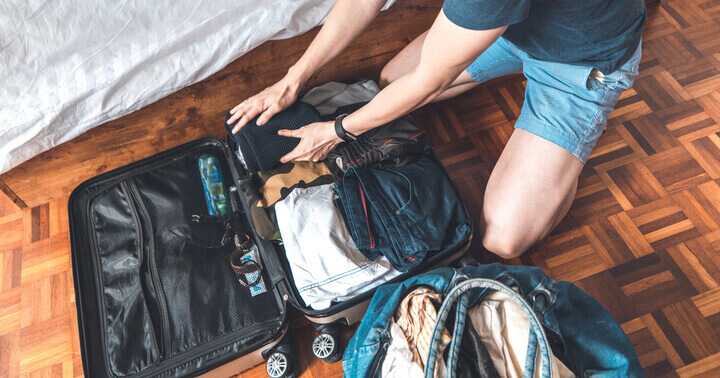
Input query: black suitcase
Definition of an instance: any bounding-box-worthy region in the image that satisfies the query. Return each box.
[69,106,473,377]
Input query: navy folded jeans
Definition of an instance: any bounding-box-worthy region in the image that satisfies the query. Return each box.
[333,156,471,272]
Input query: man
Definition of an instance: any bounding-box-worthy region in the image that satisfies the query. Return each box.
[226,0,647,259]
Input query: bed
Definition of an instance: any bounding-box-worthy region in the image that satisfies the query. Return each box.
[0,0,394,174]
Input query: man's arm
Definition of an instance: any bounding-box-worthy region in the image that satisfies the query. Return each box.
[289,0,387,86]
[277,9,508,164]
[228,0,386,130]
[342,9,506,135]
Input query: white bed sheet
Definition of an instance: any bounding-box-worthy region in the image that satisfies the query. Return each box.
[0,0,394,174]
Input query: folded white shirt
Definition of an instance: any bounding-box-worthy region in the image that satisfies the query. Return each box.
[275,184,402,310]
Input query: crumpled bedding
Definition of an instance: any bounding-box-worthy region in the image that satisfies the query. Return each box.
[0,0,394,174]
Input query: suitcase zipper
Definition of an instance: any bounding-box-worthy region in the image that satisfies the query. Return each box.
[120,181,144,262]
[118,181,160,363]
[126,179,173,360]
[137,319,284,377]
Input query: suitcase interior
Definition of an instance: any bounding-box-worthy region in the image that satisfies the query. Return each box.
[69,134,472,376]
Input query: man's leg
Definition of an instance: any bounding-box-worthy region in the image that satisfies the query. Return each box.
[481,129,583,259]
[481,42,642,259]
[379,31,522,101]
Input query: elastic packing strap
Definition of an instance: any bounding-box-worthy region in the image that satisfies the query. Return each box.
[424,277,554,378]
[358,181,375,249]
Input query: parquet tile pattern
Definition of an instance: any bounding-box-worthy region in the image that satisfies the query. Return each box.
[3,0,720,376]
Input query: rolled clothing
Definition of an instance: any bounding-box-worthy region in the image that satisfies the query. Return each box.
[225,101,321,173]
[239,161,339,240]
[327,102,433,170]
[334,156,471,272]
[275,184,402,310]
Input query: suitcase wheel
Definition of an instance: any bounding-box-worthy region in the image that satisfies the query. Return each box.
[312,323,343,363]
[453,254,480,268]
[266,350,297,378]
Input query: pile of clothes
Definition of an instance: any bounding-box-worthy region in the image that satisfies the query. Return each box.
[226,79,471,310]
[345,265,644,377]
[381,287,575,378]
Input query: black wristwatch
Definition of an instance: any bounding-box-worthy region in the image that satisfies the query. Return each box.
[334,114,356,142]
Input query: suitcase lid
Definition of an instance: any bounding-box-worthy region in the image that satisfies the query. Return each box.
[69,137,289,377]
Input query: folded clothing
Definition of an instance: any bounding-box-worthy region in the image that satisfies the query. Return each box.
[275,184,402,310]
[300,79,379,116]
[225,101,321,173]
[334,156,471,272]
[327,103,433,170]
[322,102,366,122]
[239,161,338,240]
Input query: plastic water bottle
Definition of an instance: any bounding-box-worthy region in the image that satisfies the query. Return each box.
[198,155,231,221]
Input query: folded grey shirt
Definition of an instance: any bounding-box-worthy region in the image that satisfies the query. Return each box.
[300,79,379,116]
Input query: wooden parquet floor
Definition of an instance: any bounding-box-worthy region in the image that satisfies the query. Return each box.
[2,0,720,376]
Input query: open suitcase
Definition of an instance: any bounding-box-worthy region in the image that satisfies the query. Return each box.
[68,80,474,378]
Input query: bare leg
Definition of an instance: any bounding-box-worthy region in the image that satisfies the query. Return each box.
[382,30,579,259]
[379,31,478,101]
[481,129,583,259]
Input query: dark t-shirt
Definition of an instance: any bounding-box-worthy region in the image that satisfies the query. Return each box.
[443,0,647,74]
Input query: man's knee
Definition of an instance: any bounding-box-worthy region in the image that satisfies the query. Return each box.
[481,208,537,259]
[482,225,526,259]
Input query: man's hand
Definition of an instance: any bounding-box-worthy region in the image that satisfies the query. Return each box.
[226,0,386,134]
[227,75,301,133]
[278,121,343,163]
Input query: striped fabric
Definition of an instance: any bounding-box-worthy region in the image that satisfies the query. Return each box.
[395,287,451,376]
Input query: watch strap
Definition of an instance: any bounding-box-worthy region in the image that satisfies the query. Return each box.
[334,114,355,142]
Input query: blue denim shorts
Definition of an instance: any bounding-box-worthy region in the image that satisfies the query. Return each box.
[466,38,642,162]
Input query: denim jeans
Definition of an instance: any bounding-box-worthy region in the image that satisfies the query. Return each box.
[343,264,644,377]
[334,156,471,272]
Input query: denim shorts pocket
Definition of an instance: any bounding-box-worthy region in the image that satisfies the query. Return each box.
[586,70,624,91]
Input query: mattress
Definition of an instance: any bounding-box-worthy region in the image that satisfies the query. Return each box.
[0,0,394,174]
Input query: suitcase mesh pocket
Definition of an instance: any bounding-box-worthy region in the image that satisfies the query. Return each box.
[133,152,282,357]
